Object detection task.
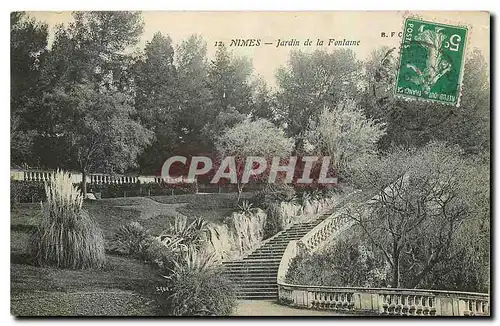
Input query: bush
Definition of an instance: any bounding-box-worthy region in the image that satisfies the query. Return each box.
[253,183,296,207]
[90,181,197,198]
[286,237,387,288]
[11,181,46,204]
[159,248,236,316]
[263,201,284,239]
[29,170,105,269]
[109,221,151,258]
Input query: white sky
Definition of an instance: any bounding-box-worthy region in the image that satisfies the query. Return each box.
[28,11,490,87]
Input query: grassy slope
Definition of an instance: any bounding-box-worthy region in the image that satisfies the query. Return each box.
[11,193,252,316]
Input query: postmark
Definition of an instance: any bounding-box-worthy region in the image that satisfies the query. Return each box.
[395,18,468,106]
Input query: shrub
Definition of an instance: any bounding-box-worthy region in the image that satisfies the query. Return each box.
[263,201,284,239]
[29,170,105,269]
[109,221,150,258]
[285,237,387,288]
[253,183,296,207]
[161,216,215,250]
[11,180,46,204]
[143,236,185,272]
[237,200,253,214]
[160,247,236,316]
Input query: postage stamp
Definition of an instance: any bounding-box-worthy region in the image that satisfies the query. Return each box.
[395,18,468,106]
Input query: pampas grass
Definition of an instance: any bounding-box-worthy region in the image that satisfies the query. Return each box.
[30,170,105,269]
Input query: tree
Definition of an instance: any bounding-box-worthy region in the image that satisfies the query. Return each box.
[175,35,212,151]
[208,45,254,116]
[25,11,152,194]
[11,12,48,165]
[250,77,278,121]
[305,99,386,179]
[348,142,489,290]
[276,49,362,151]
[215,118,294,202]
[41,84,152,196]
[42,11,144,91]
[359,47,490,154]
[134,32,179,173]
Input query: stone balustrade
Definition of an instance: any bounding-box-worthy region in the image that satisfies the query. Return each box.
[277,283,489,316]
[276,188,489,316]
[11,169,160,184]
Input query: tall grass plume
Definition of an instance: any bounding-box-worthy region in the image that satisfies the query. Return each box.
[30,170,105,269]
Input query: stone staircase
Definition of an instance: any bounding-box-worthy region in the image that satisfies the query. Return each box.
[222,212,332,300]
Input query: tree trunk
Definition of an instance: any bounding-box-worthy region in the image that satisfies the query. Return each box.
[391,261,400,288]
[237,183,244,204]
[81,170,87,198]
[391,244,400,288]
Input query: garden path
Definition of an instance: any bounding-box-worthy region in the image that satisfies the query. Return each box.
[233,300,350,316]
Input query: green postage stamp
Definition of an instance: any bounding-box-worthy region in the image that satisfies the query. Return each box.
[395,18,468,106]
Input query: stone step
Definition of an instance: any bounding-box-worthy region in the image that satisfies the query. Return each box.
[231,279,278,284]
[224,267,278,272]
[223,261,280,266]
[253,249,286,253]
[235,284,278,290]
[246,254,283,259]
[237,290,278,295]
[236,292,277,299]
[224,211,335,301]
[236,294,277,300]
[227,276,277,282]
[224,266,279,272]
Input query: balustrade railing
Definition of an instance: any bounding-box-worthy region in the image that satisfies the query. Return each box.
[277,283,489,316]
[11,169,159,185]
[276,189,490,316]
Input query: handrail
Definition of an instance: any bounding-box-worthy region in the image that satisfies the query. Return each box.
[275,188,490,316]
[277,190,360,284]
[276,282,489,316]
[237,196,342,261]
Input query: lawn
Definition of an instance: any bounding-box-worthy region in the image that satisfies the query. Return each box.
[151,192,254,223]
[10,192,252,316]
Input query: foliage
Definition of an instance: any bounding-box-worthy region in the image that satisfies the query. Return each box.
[38,84,153,195]
[262,201,284,239]
[89,181,197,198]
[11,180,46,204]
[276,49,362,150]
[253,183,296,207]
[11,12,48,165]
[359,47,490,155]
[29,170,105,269]
[160,247,236,316]
[286,236,387,287]
[109,221,150,257]
[305,100,386,178]
[160,216,216,251]
[216,118,294,201]
[348,142,490,291]
[237,200,253,214]
[134,32,179,172]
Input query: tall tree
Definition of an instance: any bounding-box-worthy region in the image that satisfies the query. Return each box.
[32,11,151,195]
[305,99,386,179]
[134,32,178,173]
[208,46,254,114]
[348,142,489,290]
[216,118,294,202]
[42,11,144,91]
[276,49,362,151]
[40,84,152,195]
[360,47,490,154]
[175,34,212,151]
[10,12,48,166]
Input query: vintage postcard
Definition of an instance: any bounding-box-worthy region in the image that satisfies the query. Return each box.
[10,11,490,317]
